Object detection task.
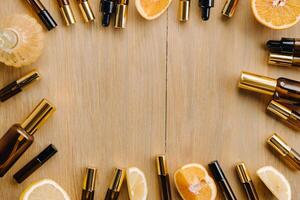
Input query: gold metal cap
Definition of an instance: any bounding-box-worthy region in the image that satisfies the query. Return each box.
[115,3,128,28]
[21,99,56,136]
[267,133,291,156]
[60,4,76,25]
[238,71,277,95]
[79,1,95,22]
[82,167,97,191]
[178,0,190,22]
[269,53,293,66]
[156,155,168,175]
[222,0,239,18]
[267,100,292,121]
[17,71,41,89]
[267,134,300,170]
[108,168,125,192]
[236,162,251,183]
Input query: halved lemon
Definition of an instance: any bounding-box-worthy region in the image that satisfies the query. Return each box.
[126,167,148,200]
[251,0,300,29]
[174,163,217,200]
[20,179,70,200]
[135,0,172,20]
[257,166,291,200]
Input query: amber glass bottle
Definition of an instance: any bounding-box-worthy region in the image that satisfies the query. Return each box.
[0,99,55,177]
[239,71,300,105]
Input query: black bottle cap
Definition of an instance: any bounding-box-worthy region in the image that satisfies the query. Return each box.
[266,40,282,52]
[38,10,57,31]
[102,14,111,27]
[37,144,57,163]
[201,7,210,21]
[267,38,295,54]
[208,160,226,182]
[101,0,115,27]
[199,0,214,21]
[209,160,237,200]
[13,144,57,183]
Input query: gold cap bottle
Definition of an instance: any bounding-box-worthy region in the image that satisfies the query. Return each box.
[269,53,300,67]
[82,167,97,200]
[267,134,300,170]
[236,162,259,200]
[238,71,277,95]
[0,98,55,177]
[222,0,239,18]
[77,0,95,22]
[239,71,300,105]
[105,168,125,199]
[178,0,190,22]
[267,100,300,129]
[114,0,129,28]
[21,99,56,136]
[0,71,40,102]
[156,155,172,200]
[57,0,76,26]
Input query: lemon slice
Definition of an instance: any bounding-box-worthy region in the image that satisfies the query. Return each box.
[174,163,217,200]
[257,166,291,200]
[126,167,148,200]
[20,179,70,200]
[251,0,300,29]
[135,0,172,20]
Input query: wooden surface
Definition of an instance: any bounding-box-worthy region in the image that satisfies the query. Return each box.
[0,0,300,199]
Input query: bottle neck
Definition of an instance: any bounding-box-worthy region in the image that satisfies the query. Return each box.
[0,29,18,51]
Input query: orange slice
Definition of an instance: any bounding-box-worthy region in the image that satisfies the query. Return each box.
[174,163,217,200]
[251,0,300,29]
[135,0,172,20]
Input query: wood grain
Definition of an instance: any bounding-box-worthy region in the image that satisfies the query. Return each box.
[167,0,300,199]
[0,0,299,199]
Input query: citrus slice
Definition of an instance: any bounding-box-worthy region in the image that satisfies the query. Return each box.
[174,163,217,200]
[126,167,148,200]
[20,179,70,200]
[135,0,172,20]
[257,166,291,200]
[251,0,300,29]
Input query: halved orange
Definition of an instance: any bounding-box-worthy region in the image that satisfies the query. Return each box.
[251,0,300,29]
[174,164,217,200]
[135,0,172,20]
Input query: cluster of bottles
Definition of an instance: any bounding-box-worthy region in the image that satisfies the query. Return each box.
[25,0,128,30]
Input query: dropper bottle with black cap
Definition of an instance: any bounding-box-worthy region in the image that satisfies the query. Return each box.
[199,0,214,21]
[267,38,300,54]
[100,0,116,27]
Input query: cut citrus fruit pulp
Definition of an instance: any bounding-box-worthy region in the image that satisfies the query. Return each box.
[257,166,291,200]
[126,167,148,200]
[251,0,300,29]
[174,163,217,200]
[135,0,172,20]
[20,179,70,200]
